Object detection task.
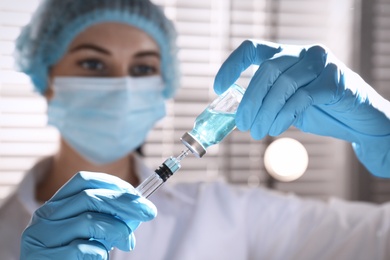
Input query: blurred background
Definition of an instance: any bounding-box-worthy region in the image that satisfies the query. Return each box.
[0,0,389,204]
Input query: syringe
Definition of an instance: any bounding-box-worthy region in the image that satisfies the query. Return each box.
[135,149,190,198]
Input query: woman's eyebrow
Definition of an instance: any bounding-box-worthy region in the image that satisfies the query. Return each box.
[134,51,160,59]
[69,44,111,55]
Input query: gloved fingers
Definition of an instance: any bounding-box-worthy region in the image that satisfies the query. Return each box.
[36,188,157,225]
[214,40,285,95]
[24,212,135,251]
[268,88,314,136]
[269,63,338,136]
[23,239,109,260]
[235,54,304,132]
[51,171,135,201]
[249,45,327,139]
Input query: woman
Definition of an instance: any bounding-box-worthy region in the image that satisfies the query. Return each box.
[3,0,176,258]
[1,0,389,259]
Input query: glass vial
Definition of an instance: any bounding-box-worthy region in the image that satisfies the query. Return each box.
[181,84,246,158]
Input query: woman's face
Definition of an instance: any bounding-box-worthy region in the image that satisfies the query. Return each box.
[47,22,161,96]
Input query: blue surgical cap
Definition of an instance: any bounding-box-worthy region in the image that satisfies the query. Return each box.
[14,0,179,98]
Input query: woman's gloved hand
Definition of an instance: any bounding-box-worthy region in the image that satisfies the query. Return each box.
[214,40,390,178]
[20,171,156,259]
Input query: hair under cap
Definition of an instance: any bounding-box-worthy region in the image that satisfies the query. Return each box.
[14,0,179,98]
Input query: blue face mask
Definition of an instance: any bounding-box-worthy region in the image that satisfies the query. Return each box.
[47,76,166,165]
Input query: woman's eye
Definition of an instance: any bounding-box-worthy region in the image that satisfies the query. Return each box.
[78,59,105,71]
[130,65,158,77]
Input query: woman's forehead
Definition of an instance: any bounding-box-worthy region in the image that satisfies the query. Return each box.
[68,22,160,54]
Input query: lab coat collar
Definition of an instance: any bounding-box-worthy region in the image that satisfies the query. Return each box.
[17,157,52,215]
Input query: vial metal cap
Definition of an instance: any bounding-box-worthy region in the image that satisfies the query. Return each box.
[180,132,206,158]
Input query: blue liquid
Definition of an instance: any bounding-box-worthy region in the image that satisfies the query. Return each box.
[189,108,236,149]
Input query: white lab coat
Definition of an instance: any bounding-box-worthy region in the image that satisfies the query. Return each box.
[0,155,389,260]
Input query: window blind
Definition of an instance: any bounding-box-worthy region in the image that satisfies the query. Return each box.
[370,0,390,203]
[358,0,390,203]
[1,0,360,203]
[0,0,49,202]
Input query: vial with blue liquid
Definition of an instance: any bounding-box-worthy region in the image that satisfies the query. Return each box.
[181,84,246,158]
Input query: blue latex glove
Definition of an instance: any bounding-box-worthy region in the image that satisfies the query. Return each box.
[214,40,390,178]
[20,171,156,259]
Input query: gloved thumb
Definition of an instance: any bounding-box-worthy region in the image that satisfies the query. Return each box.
[213,40,283,95]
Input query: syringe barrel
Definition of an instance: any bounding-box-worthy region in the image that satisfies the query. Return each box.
[135,172,164,198]
[136,157,182,198]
